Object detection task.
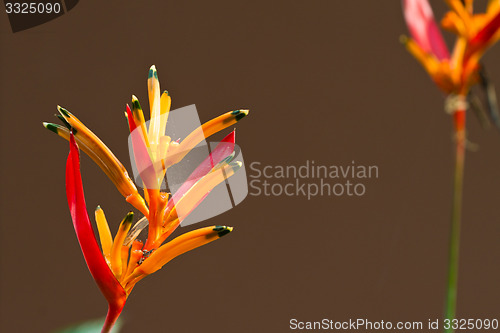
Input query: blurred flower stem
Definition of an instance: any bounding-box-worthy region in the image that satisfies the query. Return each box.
[401,1,500,329]
[445,103,466,333]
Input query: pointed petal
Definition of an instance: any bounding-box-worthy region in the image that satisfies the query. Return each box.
[166,161,242,224]
[124,216,149,247]
[148,65,162,146]
[166,110,248,168]
[53,107,148,216]
[65,133,126,307]
[110,212,134,279]
[159,90,171,139]
[172,130,236,204]
[160,130,237,238]
[95,206,113,264]
[126,105,160,190]
[125,226,233,284]
[131,96,151,148]
[402,0,450,60]
[58,106,137,197]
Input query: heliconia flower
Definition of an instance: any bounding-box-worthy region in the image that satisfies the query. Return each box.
[402,0,500,134]
[401,0,500,96]
[45,66,249,333]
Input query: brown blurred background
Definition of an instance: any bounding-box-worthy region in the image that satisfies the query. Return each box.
[1,1,499,332]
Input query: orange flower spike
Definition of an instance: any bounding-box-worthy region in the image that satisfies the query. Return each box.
[110,212,134,280]
[123,226,233,290]
[168,162,241,224]
[44,107,149,217]
[445,0,474,36]
[442,11,466,35]
[127,98,164,191]
[159,90,171,140]
[126,104,165,249]
[401,36,442,75]
[159,130,237,244]
[130,96,151,149]
[125,104,159,191]
[166,109,248,167]
[95,206,113,265]
[147,65,162,147]
[450,37,467,89]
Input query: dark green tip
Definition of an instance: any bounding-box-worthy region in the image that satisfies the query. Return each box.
[132,99,142,111]
[213,226,232,237]
[235,113,246,121]
[123,212,134,225]
[43,122,59,134]
[55,114,76,133]
[96,205,101,211]
[154,71,158,79]
[231,109,248,122]
[218,228,232,238]
[148,68,154,79]
[58,106,71,118]
[164,90,169,96]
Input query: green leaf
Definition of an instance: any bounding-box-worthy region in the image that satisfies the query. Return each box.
[53,317,122,333]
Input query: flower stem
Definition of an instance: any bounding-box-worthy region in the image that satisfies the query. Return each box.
[101,303,124,333]
[444,107,466,333]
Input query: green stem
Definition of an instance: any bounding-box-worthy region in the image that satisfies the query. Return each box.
[444,112,466,333]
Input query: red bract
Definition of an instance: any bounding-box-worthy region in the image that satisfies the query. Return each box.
[66,133,127,331]
[468,9,500,57]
